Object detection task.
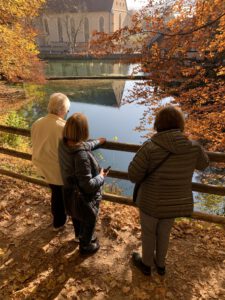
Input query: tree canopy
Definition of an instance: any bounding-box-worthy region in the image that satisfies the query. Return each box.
[0,0,45,82]
[91,0,225,151]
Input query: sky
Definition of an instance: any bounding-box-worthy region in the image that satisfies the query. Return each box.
[126,0,148,10]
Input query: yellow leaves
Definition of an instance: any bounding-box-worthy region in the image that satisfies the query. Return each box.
[0,0,45,82]
[0,0,45,22]
[217,67,225,77]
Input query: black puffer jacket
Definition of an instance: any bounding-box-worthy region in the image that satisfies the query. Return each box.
[58,139,104,218]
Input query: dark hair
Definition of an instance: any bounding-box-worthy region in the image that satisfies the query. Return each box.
[154,106,185,132]
[63,113,89,143]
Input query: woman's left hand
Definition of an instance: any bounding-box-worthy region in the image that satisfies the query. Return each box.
[100,168,109,177]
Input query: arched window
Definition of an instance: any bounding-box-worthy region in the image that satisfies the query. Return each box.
[99,17,104,32]
[44,19,49,35]
[70,18,75,37]
[58,18,63,42]
[119,14,122,29]
[84,18,89,42]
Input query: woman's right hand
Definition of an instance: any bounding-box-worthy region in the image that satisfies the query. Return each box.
[98,137,106,144]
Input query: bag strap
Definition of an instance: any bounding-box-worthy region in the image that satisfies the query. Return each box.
[141,140,172,182]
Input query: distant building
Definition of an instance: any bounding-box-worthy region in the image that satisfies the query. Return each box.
[36,0,129,54]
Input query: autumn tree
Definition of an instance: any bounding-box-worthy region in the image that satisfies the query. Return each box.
[0,0,45,82]
[91,0,225,151]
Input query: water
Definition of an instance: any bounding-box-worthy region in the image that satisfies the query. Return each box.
[17,59,224,215]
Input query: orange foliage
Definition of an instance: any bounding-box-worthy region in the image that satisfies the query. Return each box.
[90,0,225,151]
[0,0,45,82]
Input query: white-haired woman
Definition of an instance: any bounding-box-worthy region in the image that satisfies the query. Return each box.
[31,92,71,231]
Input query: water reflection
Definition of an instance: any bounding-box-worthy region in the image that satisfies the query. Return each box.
[46,59,130,77]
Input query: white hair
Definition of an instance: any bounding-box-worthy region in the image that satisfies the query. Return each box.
[47,93,70,116]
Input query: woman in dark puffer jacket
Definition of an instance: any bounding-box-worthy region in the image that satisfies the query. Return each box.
[128,106,209,276]
[59,113,109,255]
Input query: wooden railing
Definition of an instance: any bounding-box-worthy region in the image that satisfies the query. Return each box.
[0,124,225,224]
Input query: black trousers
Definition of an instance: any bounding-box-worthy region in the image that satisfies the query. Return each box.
[72,201,99,247]
[49,184,67,228]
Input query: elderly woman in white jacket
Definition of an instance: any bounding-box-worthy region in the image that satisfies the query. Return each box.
[128,106,209,276]
[31,93,70,231]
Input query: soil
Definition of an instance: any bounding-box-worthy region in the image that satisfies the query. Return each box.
[0,175,225,300]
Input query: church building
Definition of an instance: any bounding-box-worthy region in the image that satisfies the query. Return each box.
[36,0,129,54]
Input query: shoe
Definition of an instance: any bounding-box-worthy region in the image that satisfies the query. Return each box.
[75,235,97,243]
[74,237,80,243]
[154,258,166,276]
[79,241,100,255]
[132,252,151,276]
[52,225,65,232]
[91,235,98,243]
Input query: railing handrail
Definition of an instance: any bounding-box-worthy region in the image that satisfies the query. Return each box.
[0,146,225,196]
[0,124,225,162]
[0,168,225,225]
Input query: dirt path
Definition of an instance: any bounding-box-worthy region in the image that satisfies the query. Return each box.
[0,175,225,300]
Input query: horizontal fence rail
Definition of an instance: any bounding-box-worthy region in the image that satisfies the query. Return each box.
[1,125,225,162]
[0,146,225,196]
[46,75,148,81]
[0,168,225,225]
[0,125,225,225]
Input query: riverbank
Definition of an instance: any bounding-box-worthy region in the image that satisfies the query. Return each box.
[0,82,27,118]
[0,175,225,300]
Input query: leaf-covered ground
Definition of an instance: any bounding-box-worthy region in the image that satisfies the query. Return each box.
[0,175,225,300]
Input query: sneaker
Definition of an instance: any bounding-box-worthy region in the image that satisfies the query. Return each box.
[91,235,98,243]
[74,237,80,243]
[154,258,166,276]
[132,252,151,276]
[52,225,65,232]
[79,241,100,255]
[77,235,97,243]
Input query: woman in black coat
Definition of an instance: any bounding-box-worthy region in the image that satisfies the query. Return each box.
[128,106,209,276]
[58,113,109,255]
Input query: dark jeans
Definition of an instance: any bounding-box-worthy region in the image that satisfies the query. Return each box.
[72,201,99,247]
[72,217,81,238]
[49,184,67,228]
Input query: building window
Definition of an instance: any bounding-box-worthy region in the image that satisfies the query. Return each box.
[44,19,49,35]
[58,17,63,42]
[84,18,89,42]
[70,18,75,37]
[119,14,122,29]
[99,17,104,32]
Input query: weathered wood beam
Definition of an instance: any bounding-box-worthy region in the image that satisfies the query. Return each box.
[0,147,31,160]
[0,169,225,225]
[0,125,225,162]
[0,148,225,196]
[46,75,148,81]
[0,125,30,137]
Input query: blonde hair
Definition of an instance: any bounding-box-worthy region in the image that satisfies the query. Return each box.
[63,113,89,143]
[154,106,185,132]
[47,93,70,115]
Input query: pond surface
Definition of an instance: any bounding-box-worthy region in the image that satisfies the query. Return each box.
[16,59,224,215]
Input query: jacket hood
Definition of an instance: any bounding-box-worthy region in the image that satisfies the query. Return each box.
[151,129,192,154]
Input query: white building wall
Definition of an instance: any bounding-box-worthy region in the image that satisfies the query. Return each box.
[36,1,129,53]
[41,12,113,44]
